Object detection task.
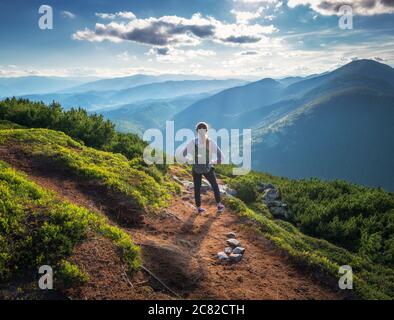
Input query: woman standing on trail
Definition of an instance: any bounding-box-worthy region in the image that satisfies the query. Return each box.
[180,122,225,214]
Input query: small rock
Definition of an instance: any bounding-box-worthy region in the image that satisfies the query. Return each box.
[269,205,289,219]
[226,238,241,248]
[232,247,245,255]
[224,247,232,254]
[229,253,243,263]
[266,200,289,219]
[172,175,185,184]
[217,252,229,261]
[267,200,287,208]
[182,180,194,190]
[262,188,280,204]
[258,182,275,192]
[219,185,237,196]
[226,232,237,239]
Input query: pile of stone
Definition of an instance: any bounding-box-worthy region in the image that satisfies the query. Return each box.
[259,182,289,219]
[217,232,245,263]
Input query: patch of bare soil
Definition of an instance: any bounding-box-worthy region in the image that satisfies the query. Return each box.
[65,232,171,300]
[0,145,347,300]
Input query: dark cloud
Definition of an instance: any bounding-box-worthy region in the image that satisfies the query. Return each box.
[381,0,394,7]
[240,50,259,55]
[289,0,394,15]
[223,35,261,44]
[73,13,274,46]
[153,47,170,55]
[79,19,216,46]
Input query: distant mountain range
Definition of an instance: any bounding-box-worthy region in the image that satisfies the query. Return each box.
[0,76,91,97]
[100,93,211,134]
[174,59,394,191]
[60,73,221,93]
[20,79,247,111]
[1,59,393,191]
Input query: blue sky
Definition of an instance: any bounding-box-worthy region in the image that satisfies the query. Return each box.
[1,0,394,79]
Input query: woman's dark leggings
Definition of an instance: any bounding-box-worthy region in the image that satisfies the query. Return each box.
[192,168,221,207]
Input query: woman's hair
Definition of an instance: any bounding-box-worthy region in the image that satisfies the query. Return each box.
[195,121,208,131]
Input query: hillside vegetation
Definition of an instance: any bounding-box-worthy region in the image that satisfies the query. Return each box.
[0,128,177,213]
[217,165,394,299]
[0,97,147,159]
[0,160,140,284]
[0,125,178,296]
[0,98,393,299]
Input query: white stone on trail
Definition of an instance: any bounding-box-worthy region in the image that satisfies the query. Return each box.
[172,175,183,184]
[226,232,237,239]
[219,185,237,196]
[183,181,194,191]
[224,247,232,254]
[217,252,229,261]
[229,253,243,262]
[226,238,241,248]
[232,247,245,255]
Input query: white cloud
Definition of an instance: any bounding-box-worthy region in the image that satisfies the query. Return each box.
[231,7,265,23]
[95,11,136,20]
[234,0,280,4]
[73,12,277,47]
[147,46,216,62]
[61,11,76,19]
[116,51,136,61]
[231,0,282,25]
[287,0,394,16]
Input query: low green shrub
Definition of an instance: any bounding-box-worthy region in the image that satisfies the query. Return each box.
[224,195,394,299]
[0,161,140,285]
[58,260,89,287]
[0,97,147,160]
[0,129,175,212]
[219,167,394,268]
[0,120,25,130]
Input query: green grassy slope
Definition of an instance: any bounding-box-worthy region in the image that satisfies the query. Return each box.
[217,166,394,299]
[0,160,140,285]
[0,128,178,212]
[0,118,392,299]
[0,120,25,130]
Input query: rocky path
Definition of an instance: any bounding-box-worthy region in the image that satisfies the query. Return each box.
[0,148,345,299]
[129,192,344,299]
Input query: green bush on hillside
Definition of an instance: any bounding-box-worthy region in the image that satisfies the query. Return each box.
[226,174,260,203]
[217,167,394,268]
[224,195,394,299]
[0,120,25,130]
[58,260,89,287]
[0,98,147,160]
[0,128,177,212]
[0,161,140,283]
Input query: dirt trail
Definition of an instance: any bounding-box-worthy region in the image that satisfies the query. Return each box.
[0,147,345,300]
